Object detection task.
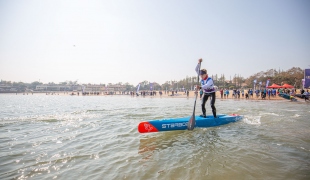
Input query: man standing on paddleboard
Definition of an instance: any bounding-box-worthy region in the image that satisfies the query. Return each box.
[195,58,217,118]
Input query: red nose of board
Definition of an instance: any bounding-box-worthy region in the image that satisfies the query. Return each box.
[230,114,239,116]
[138,122,159,133]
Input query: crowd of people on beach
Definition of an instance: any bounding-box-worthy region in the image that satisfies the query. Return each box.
[217,88,280,100]
[213,88,309,101]
[129,90,190,97]
[14,87,309,102]
[129,91,159,96]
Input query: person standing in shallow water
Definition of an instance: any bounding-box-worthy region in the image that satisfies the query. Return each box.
[195,58,217,118]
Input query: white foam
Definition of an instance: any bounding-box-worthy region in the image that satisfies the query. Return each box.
[284,109,298,112]
[243,116,261,125]
[260,112,280,116]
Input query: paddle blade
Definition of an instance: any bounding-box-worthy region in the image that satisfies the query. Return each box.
[187,115,196,130]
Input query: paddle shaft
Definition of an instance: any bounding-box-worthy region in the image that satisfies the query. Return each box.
[187,62,201,130]
[192,88,199,116]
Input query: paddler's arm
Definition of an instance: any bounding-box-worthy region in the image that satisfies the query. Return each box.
[195,58,202,74]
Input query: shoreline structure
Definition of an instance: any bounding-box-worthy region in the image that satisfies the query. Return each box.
[2,90,302,101]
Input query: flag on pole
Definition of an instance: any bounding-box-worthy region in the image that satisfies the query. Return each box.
[302,79,305,89]
[266,79,270,88]
[253,79,257,90]
[305,69,310,88]
[136,84,140,93]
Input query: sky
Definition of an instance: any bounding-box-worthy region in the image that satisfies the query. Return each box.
[0,0,309,85]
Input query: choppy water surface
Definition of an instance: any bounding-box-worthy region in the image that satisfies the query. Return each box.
[0,94,309,180]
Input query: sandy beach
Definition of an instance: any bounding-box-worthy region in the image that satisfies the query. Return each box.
[7,90,298,101]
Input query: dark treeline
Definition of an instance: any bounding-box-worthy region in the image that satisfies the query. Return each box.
[0,67,305,92]
[159,67,304,90]
[244,67,304,89]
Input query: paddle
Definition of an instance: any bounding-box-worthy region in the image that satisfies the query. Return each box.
[187,61,201,130]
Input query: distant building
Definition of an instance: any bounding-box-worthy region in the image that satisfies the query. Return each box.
[34,83,126,92]
[35,85,82,91]
[241,83,248,88]
[83,85,105,92]
[105,84,126,92]
[0,85,20,93]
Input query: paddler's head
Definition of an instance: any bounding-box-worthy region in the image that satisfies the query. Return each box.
[200,69,208,79]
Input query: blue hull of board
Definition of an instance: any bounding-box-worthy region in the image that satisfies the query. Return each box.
[138,114,242,133]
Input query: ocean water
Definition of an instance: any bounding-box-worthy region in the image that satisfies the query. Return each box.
[0,94,309,180]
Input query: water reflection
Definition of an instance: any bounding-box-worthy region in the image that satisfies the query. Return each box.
[138,129,223,160]
[1,95,310,179]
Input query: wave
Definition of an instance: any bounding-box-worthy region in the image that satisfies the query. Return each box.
[0,111,102,124]
[86,109,106,112]
[243,115,261,125]
[259,112,280,116]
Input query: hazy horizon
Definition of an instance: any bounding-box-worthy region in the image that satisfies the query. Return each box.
[0,65,307,85]
[1,0,309,85]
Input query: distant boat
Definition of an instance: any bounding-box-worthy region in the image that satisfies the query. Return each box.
[278,93,297,101]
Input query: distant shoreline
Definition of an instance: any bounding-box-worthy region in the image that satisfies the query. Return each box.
[0,90,297,101]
